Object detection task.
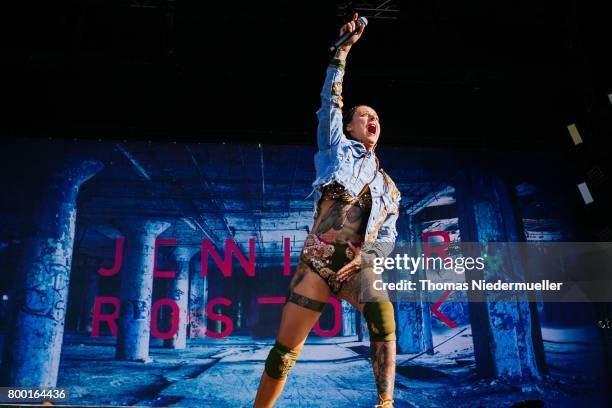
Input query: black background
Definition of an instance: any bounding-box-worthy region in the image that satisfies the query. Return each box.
[1,0,610,150]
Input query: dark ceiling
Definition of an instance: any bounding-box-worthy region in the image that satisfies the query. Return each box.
[1,0,611,150]
[1,138,578,264]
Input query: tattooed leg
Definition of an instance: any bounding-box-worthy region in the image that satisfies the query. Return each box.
[370,340,396,406]
[288,261,310,292]
[254,262,330,408]
[285,262,327,312]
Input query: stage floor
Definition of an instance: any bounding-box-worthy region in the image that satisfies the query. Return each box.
[39,325,608,407]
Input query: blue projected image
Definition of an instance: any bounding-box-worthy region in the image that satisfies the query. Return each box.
[0,138,609,407]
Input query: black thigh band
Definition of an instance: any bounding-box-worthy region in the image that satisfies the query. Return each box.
[286,291,326,313]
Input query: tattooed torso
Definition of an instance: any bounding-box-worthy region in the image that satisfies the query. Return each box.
[312,194,370,245]
[287,183,372,292]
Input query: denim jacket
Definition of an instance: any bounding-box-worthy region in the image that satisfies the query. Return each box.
[311,60,401,257]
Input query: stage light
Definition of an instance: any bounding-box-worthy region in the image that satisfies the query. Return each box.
[577,182,594,204]
[567,123,583,145]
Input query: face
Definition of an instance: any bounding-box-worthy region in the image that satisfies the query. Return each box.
[346,105,380,150]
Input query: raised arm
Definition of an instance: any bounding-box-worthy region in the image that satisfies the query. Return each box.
[316,15,365,151]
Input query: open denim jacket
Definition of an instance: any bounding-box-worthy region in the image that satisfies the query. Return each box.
[311,61,401,257]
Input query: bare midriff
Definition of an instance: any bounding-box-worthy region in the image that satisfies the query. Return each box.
[310,182,372,245]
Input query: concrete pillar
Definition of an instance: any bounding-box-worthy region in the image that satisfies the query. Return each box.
[341,299,356,336]
[164,247,199,349]
[505,183,548,375]
[188,259,207,338]
[456,166,541,379]
[115,220,171,362]
[1,158,103,387]
[82,265,100,333]
[396,215,434,354]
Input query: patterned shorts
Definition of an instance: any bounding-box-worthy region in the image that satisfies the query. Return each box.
[299,233,360,294]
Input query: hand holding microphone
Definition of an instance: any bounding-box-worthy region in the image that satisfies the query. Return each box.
[329,13,368,53]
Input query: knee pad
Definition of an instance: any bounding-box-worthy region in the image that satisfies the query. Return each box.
[264,341,301,380]
[363,301,396,341]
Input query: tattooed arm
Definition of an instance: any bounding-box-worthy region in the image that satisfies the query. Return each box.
[316,14,365,151]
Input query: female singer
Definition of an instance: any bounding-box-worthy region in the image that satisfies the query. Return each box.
[254,14,401,408]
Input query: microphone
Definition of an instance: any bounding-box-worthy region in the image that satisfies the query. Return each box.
[329,17,368,53]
